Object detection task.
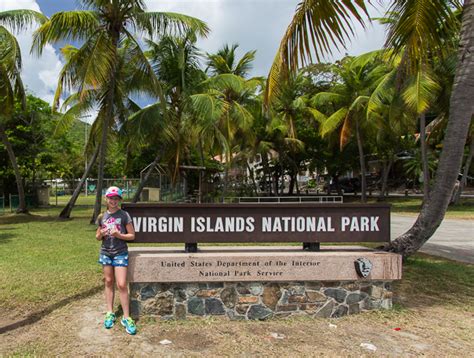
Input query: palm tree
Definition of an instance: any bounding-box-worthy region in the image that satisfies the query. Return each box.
[266,0,473,258]
[55,39,164,218]
[0,10,47,213]
[192,74,262,198]
[206,43,256,77]
[125,31,207,202]
[31,0,209,223]
[312,53,389,202]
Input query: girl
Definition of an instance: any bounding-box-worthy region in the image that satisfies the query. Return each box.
[96,186,136,335]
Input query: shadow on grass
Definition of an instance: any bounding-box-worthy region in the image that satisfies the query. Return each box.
[0,231,16,244]
[0,285,102,335]
[394,253,474,309]
[0,213,61,225]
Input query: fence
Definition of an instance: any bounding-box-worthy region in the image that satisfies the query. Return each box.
[45,178,188,206]
[220,196,344,204]
[8,194,36,212]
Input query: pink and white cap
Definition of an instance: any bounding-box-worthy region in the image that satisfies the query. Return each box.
[105,186,123,198]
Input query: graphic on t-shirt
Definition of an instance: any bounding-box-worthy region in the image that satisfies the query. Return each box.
[102,217,122,239]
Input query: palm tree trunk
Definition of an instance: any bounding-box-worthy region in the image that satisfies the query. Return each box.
[0,123,28,213]
[420,112,430,199]
[355,119,367,203]
[288,173,295,195]
[91,32,120,224]
[379,158,393,200]
[454,138,473,204]
[91,115,111,224]
[246,162,259,196]
[385,0,474,258]
[132,151,161,203]
[59,145,99,219]
[222,167,229,202]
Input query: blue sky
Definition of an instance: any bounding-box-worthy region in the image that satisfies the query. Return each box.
[2,0,388,109]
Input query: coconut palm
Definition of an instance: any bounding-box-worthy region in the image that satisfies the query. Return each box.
[267,0,473,258]
[0,10,47,213]
[125,31,207,202]
[192,74,262,198]
[31,0,209,223]
[312,53,389,202]
[55,38,163,218]
[206,43,256,78]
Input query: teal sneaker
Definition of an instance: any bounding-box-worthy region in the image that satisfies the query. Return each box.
[121,317,137,335]
[104,312,116,329]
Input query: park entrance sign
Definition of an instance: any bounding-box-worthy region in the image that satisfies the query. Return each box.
[123,203,401,320]
[122,203,390,246]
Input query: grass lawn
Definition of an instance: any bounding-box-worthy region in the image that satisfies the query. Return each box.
[0,207,102,315]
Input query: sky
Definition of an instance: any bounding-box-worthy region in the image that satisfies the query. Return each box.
[1,0,389,110]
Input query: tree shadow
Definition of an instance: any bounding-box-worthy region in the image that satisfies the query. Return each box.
[0,285,103,335]
[0,213,60,225]
[0,231,16,244]
[393,253,474,309]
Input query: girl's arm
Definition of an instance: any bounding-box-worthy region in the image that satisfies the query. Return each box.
[96,227,104,241]
[111,223,135,241]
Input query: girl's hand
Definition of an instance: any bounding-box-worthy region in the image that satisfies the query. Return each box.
[96,227,106,241]
[110,227,121,239]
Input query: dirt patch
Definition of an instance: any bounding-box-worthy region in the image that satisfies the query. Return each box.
[1,290,473,356]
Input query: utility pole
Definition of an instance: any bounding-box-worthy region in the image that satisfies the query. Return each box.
[80,115,92,196]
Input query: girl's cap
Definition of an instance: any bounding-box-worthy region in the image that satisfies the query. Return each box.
[105,186,123,198]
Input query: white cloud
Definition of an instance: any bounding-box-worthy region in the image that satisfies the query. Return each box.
[1,0,63,104]
[145,0,388,76]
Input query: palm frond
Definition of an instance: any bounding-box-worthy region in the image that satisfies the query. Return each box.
[204,73,245,93]
[55,99,96,136]
[339,111,352,150]
[0,25,22,72]
[234,50,256,77]
[385,0,460,69]
[348,95,369,113]
[135,11,209,40]
[367,69,397,118]
[312,91,345,107]
[123,28,166,103]
[307,107,327,123]
[0,9,47,34]
[320,107,348,137]
[402,68,441,114]
[31,11,100,55]
[74,31,116,98]
[264,0,371,108]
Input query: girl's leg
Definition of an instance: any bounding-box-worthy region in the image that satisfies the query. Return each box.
[114,266,130,317]
[103,265,115,312]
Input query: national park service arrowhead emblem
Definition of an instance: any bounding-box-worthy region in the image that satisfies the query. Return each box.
[355,258,373,278]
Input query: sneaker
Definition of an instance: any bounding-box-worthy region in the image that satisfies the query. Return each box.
[121,317,137,335]
[104,312,116,329]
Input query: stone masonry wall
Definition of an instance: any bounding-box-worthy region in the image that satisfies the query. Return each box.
[130,281,393,320]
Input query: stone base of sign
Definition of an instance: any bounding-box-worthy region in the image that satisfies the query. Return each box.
[128,246,401,320]
[129,280,394,320]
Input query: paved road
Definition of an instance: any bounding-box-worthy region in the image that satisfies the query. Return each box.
[391,215,474,264]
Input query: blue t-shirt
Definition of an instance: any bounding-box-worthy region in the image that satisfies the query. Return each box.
[97,209,132,256]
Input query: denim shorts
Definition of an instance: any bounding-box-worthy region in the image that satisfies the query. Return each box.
[98,252,129,267]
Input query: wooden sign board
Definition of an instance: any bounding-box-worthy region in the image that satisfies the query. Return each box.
[122,203,390,244]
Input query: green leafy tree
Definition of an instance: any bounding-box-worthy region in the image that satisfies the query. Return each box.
[0,9,47,213]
